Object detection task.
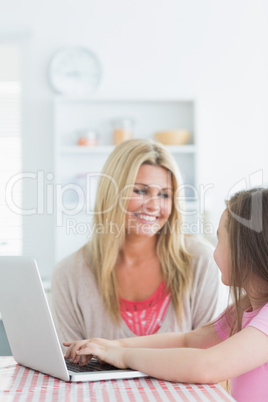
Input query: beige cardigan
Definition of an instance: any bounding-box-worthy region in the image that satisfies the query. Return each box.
[51,236,221,348]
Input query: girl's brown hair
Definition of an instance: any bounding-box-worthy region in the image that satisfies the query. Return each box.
[225,187,268,335]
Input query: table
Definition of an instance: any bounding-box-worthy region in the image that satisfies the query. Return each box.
[0,357,235,401]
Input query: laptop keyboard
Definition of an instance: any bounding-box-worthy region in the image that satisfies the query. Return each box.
[66,359,120,372]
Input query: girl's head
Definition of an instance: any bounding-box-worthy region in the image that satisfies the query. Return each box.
[215,188,268,315]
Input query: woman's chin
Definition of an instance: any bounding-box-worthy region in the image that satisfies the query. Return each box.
[126,226,161,238]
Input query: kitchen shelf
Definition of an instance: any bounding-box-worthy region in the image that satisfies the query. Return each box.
[60,144,196,154]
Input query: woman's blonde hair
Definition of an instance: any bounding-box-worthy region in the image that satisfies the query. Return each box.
[224,187,268,335]
[83,139,192,322]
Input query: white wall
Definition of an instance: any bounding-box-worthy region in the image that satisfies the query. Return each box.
[196,1,268,230]
[1,0,268,277]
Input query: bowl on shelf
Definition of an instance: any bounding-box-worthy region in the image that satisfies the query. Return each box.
[154,129,190,146]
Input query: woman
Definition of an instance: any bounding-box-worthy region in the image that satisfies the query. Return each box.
[52,139,221,346]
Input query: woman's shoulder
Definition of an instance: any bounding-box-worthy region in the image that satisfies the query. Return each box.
[184,234,215,258]
[52,246,94,283]
[184,235,219,280]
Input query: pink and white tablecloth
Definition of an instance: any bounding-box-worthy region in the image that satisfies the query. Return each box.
[0,357,235,401]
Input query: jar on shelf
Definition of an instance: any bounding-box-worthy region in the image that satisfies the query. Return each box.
[77,129,98,146]
[113,118,134,145]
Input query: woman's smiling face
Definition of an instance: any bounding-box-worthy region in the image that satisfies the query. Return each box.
[125,164,173,238]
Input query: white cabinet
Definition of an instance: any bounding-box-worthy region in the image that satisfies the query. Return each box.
[53,97,196,263]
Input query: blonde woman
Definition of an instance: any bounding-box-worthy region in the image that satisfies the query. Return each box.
[52,139,220,347]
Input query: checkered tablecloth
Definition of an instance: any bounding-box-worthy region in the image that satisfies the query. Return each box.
[0,357,235,401]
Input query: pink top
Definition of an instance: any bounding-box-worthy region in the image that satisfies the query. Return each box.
[120,282,171,336]
[214,302,268,402]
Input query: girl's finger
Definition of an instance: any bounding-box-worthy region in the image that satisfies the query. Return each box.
[85,356,92,365]
[76,348,92,356]
[79,354,87,366]
[64,344,76,359]
[76,345,100,358]
[69,341,89,361]
[64,341,86,360]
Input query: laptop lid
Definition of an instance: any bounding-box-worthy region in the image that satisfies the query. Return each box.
[0,256,147,382]
[0,257,70,381]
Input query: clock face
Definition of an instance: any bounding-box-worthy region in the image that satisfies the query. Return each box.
[48,47,102,95]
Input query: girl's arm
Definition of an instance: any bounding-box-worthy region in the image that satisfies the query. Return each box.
[121,326,268,383]
[65,326,268,384]
[118,323,222,349]
[64,323,222,365]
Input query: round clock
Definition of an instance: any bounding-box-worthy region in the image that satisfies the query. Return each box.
[48,47,102,95]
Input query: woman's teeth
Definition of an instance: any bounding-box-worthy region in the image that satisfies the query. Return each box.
[135,214,157,222]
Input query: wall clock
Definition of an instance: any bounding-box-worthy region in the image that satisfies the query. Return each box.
[48,47,102,95]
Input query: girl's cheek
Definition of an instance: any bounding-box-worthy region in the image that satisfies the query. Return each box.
[213,247,219,265]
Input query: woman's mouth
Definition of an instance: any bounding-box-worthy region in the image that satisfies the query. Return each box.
[133,213,158,222]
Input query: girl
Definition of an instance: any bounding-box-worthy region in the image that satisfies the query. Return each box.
[64,188,268,402]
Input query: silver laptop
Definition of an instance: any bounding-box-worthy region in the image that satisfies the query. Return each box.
[0,256,148,382]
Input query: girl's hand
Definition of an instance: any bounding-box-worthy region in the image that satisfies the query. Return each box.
[63,338,127,369]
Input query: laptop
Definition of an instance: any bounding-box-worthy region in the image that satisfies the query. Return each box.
[0,256,148,382]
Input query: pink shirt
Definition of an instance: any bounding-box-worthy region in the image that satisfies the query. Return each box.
[214,302,268,402]
[120,282,171,336]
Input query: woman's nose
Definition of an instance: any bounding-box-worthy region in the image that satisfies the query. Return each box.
[144,195,161,213]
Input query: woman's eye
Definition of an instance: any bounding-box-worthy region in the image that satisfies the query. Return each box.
[134,188,147,195]
[160,192,170,199]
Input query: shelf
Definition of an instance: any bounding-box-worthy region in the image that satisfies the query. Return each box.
[60,145,114,154]
[55,95,195,103]
[59,144,196,155]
